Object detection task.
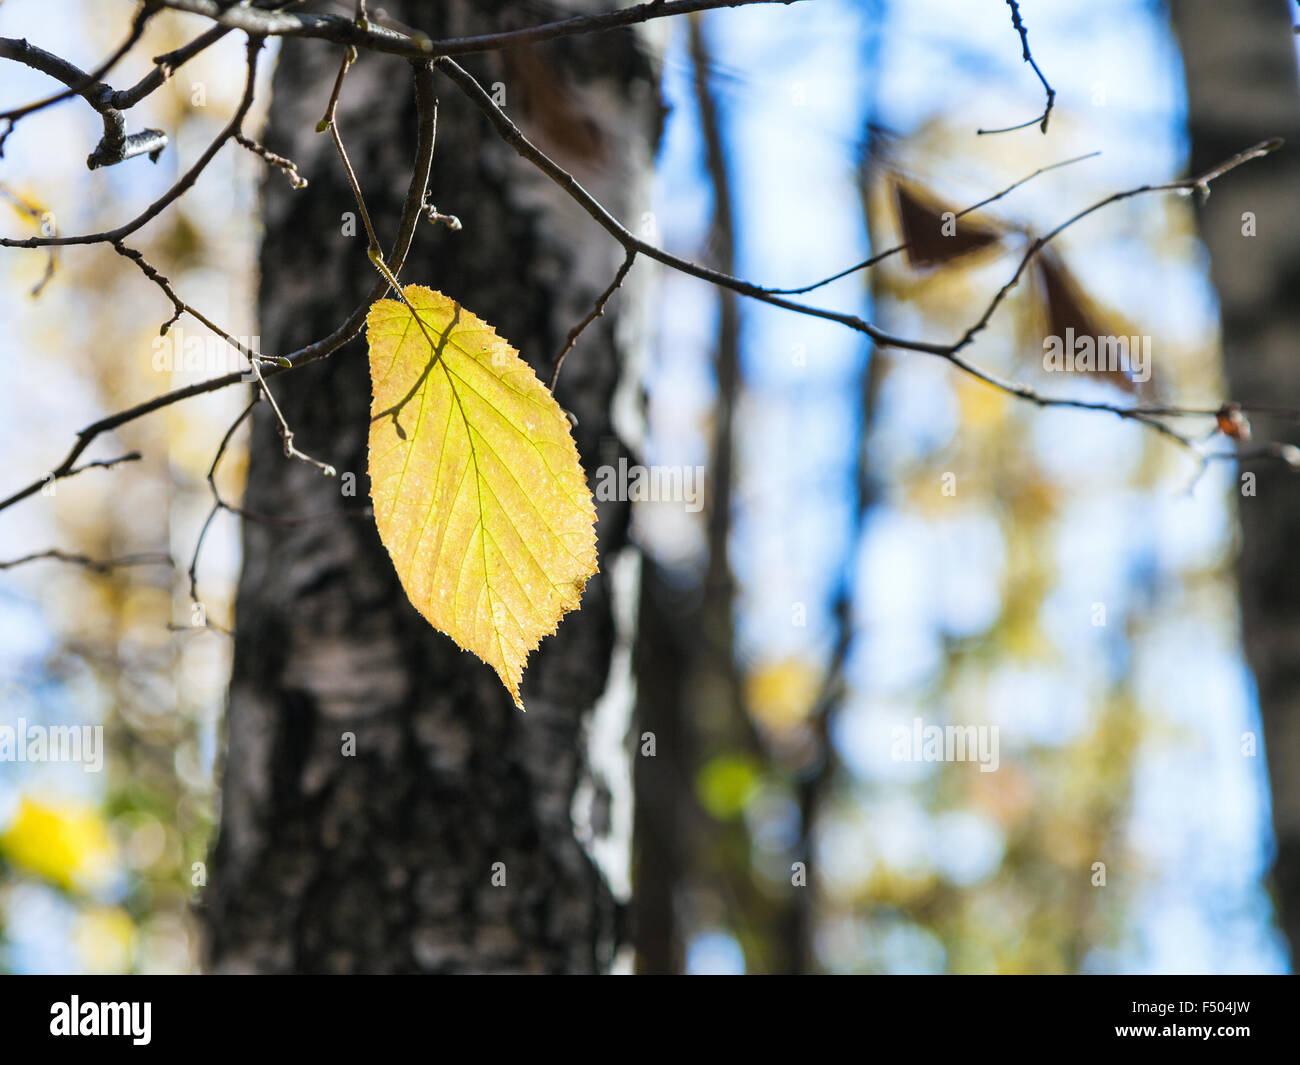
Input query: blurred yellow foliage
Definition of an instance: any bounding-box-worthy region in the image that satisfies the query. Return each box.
[0,796,116,893]
[745,658,821,732]
[955,376,1008,431]
[73,906,137,973]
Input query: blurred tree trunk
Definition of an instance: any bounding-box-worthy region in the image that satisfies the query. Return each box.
[202,1,657,973]
[633,15,773,973]
[1170,0,1300,961]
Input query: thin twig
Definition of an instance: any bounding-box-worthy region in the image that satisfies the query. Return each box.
[320,48,446,359]
[437,56,1290,467]
[186,396,256,624]
[1,38,265,248]
[67,452,143,477]
[764,151,1099,296]
[0,36,167,168]
[0,60,440,519]
[16,451,145,506]
[113,241,275,357]
[186,394,374,629]
[945,138,1285,356]
[235,133,308,188]
[155,0,806,61]
[110,25,232,110]
[247,346,336,476]
[550,250,636,389]
[0,549,173,574]
[0,2,156,155]
[978,0,1056,135]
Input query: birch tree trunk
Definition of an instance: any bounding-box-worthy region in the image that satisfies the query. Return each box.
[1170,0,1300,961]
[202,0,657,973]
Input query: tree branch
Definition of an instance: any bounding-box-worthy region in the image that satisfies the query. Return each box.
[0,10,1290,532]
[156,0,804,59]
[978,0,1056,135]
[1,37,264,247]
[0,36,167,169]
[764,150,1100,296]
[551,249,637,389]
[0,2,156,154]
[0,549,173,574]
[109,24,232,110]
[0,58,440,519]
[437,52,1289,466]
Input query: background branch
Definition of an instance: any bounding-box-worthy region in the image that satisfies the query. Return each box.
[0,548,172,573]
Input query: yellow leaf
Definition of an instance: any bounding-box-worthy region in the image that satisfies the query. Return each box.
[366,285,598,709]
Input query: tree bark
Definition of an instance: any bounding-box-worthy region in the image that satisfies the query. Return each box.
[1170,0,1300,962]
[202,0,657,973]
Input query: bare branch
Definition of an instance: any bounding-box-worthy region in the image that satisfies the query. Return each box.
[1,37,265,248]
[156,0,805,60]
[765,151,1100,296]
[551,250,637,390]
[436,52,1289,465]
[0,7,1289,536]
[0,2,155,154]
[0,36,167,169]
[0,450,145,515]
[434,57,940,353]
[978,0,1056,135]
[235,132,308,189]
[110,24,232,110]
[0,548,172,574]
[0,59,440,519]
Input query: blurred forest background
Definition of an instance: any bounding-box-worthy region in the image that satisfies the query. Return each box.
[0,0,1294,973]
